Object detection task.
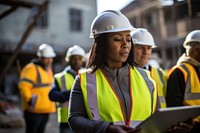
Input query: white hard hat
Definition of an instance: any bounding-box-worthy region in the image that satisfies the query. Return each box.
[37,44,56,58]
[131,28,157,48]
[183,30,200,48]
[89,10,135,38]
[65,45,85,62]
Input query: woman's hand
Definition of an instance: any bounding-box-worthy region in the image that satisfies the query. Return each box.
[168,119,195,133]
[106,125,141,133]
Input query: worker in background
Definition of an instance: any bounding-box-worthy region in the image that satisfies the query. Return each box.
[68,10,158,133]
[147,53,162,69]
[49,45,85,133]
[166,30,200,132]
[131,28,167,108]
[18,44,56,133]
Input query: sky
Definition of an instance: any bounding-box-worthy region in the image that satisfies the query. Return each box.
[97,0,133,14]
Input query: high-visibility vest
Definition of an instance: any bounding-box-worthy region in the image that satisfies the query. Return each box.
[150,67,167,108]
[54,71,74,123]
[79,67,157,128]
[167,63,200,105]
[167,63,200,122]
[18,63,56,113]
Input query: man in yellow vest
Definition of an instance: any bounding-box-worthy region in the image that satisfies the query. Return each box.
[166,30,200,132]
[18,44,56,133]
[49,45,85,133]
[131,28,167,108]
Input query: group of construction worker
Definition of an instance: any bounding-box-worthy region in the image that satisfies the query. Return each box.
[18,10,200,133]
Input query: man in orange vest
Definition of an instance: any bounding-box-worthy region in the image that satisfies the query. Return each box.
[18,44,56,133]
[166,30,200,132]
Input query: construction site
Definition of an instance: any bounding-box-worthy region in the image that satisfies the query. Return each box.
[0,0,199,132]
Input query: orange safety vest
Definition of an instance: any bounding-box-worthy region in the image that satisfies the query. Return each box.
[167,63,200,122]
[18,63,56,113]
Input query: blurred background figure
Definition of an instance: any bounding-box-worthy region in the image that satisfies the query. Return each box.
[49,45,85,133]
[83,50,91,67]
[147,53,162,69]
[132,28,167,108]
[147,59,160,69]
[166,30,200,132]
[18,44,56,133]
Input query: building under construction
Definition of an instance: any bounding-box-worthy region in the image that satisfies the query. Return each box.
[121,0,200,69]
[0,0,97,96]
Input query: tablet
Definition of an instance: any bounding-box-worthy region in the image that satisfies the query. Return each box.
[135,105,200,133]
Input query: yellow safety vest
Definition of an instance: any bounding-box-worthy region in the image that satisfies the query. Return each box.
[167,63,200,105]
[80,67,157,128]
[55,71,74,123]
[18,63,56,113]
[167,63,200,122]
[150,67,167,108]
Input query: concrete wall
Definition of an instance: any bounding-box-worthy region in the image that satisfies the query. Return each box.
[0,0,97,53]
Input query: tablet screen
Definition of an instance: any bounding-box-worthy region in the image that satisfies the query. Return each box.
[136,106,200,133]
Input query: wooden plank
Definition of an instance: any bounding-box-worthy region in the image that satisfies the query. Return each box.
[0,6,18,20]
[0,1,49,82]
[0,0,40,8]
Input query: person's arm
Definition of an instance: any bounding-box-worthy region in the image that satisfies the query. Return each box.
[68,76,111,133]
[49,79,70,103]
[18,65,35,104]
[166,68,185,107]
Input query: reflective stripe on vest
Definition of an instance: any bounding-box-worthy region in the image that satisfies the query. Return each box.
[19,65,51,88]
[151,67,167,108]
[168,63,200,123]
[55,71,74,108]
[177,64,200,104]
[61,73,67,91]
[55,71,74,92]
[18,63,55,113]
[114,121,142,127]
[80,67,157,128]
[55,71,75,123]
[136,67,155,114]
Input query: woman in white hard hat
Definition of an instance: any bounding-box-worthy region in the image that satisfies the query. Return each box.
[68,10,157,133]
